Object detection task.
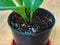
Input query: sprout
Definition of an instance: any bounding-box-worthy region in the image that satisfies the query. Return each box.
[0,0,43,24]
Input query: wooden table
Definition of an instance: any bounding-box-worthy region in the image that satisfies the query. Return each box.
[0,0,60,45]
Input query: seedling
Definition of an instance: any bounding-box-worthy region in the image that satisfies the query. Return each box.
[0,0,43,24]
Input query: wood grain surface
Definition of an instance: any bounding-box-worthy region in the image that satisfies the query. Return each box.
[0,0,60,45]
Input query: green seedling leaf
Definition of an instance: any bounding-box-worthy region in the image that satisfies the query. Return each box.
[15,0,24,5]
[13,6,28,24]
[0,6,24,10]
[0,0,16,10]
[24,0,43,24]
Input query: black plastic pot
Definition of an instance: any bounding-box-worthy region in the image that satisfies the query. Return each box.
[8,8,55,45]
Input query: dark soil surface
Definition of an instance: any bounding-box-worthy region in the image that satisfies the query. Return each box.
[10,9,52,34]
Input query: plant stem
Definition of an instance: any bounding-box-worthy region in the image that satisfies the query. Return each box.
[30,12,32,24]
[22,13,28,24]
[16,11,28,24]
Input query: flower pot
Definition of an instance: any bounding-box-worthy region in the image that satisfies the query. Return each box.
[8,8,55,45]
